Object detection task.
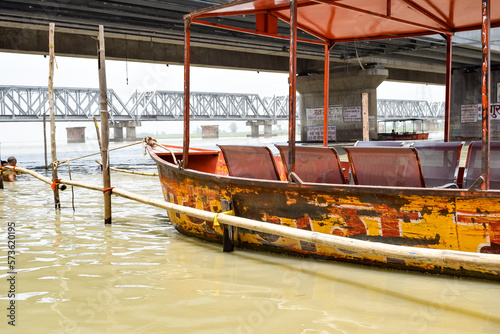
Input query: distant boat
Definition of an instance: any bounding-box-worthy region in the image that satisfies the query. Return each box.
[378,118,429,140]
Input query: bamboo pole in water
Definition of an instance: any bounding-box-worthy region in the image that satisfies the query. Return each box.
[43,112,48,169]
[98,25,112,224]
[4,164,500,278]
[48,23,60,210]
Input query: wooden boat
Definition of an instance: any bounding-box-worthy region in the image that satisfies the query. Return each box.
[148,0,500,280]
[378,118,429,140]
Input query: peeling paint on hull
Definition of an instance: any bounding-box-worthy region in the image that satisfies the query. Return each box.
[150,151,500,280]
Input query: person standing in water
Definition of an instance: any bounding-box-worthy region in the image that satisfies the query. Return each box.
[2,156,18,182]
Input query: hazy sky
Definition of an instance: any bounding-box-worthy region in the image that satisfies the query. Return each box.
[0,52,444,144]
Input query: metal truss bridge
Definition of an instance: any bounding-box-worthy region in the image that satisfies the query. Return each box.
[0,86,444,122]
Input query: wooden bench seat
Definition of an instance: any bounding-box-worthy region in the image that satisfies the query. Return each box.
[276,145,346,184]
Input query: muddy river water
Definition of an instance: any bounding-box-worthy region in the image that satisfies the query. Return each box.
[1,138,499,333]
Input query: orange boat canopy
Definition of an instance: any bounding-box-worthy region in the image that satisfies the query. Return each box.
[187,0,500,44]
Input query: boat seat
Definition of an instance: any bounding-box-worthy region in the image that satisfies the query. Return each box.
[344,147,425,187]
[411,141,464,188]
[275,145,346,184]
[217,145,281,180]
[463,141,500,189]
[354,140,404,147]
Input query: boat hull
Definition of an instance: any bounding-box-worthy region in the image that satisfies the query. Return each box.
[378,133,430,140]
[150,148,500,280]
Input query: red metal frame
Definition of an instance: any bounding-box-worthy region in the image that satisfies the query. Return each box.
[288,0,297,174]
[444,34,452,143]
[323,44,330,147]
[191,18,328,45]
[183,17,191,168]
[481,0,491,190]
[183,0,495,184]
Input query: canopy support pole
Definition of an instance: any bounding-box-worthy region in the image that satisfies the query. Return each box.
[481,0,491,190]
[444,34,452,142]
[183,17,192,169]
[288,0,298,173]
[323,44,330,147]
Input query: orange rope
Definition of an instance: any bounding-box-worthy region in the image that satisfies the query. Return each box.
[51,179,61,191]
[103,187,115,194]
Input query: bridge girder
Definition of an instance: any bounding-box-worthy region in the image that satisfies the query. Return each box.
[0,86,444,123]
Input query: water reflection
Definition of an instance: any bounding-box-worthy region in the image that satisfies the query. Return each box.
[0,141,499,333]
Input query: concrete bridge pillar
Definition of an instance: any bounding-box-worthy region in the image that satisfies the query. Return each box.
[450,68,500,141]
[113,126,124,141]
[66,127,86,143]
[111,121,141,141]
[248,121,259,137]
[246,120,276,138]
[126,126,137,140]
[201,125,219,139]
[297,65,388,142]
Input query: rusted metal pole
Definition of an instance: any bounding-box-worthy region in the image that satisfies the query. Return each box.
[481,0,491,190]
[323,44,330,147]
[182,17,192,169]
[98,25,112,224]
[48,23,60,210]
[444,34,452,143]
[287,0,298,174]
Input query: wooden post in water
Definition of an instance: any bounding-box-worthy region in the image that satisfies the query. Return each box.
[48,23,60,210]
[362,93,369,141]
[98,25,112,224]
[43,112,48,169]
[221,199,234,252]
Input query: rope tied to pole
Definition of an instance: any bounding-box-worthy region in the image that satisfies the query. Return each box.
[103,187,115,194]
[51,179,62,191]
[213,210,235,227]
[143,136,178,165]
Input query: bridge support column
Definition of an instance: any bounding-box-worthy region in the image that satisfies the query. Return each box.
[201,125,219,139]
[126,126,137,140]
[246,120,276,138]
[297,65,388,142]
[113,126,124,141]
[450,68,500,141]
[111,121,141,141]
[66,127,86,143]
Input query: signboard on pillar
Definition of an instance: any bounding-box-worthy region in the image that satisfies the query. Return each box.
[343,106,362,122]
[461,104,478,123]
[306,106,342,124]
[461,103,500,123]
[306,125,336,141]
